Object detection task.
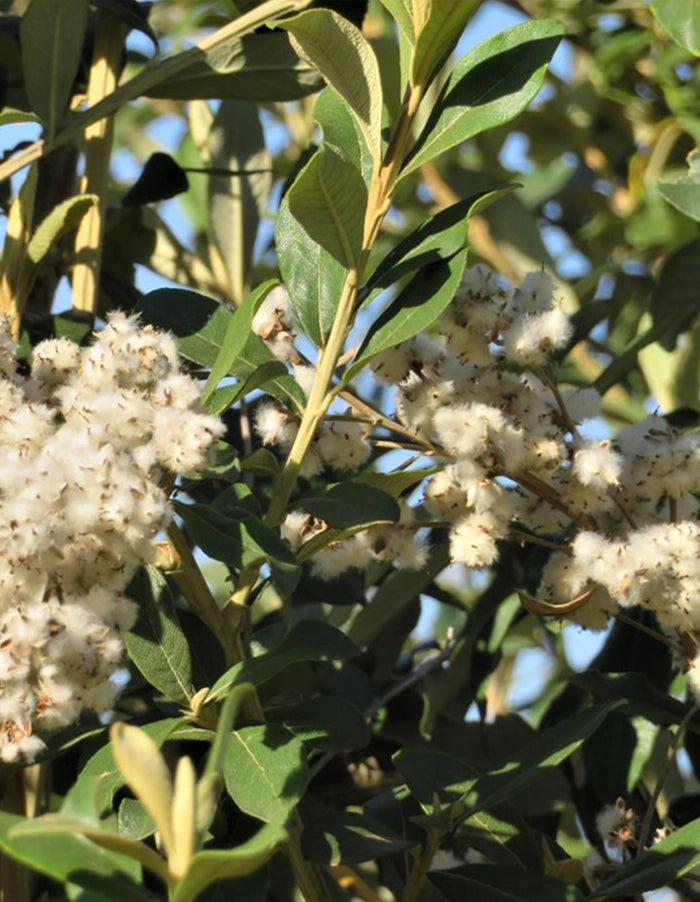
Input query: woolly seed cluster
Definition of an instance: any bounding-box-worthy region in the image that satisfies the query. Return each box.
[0,313,223,762]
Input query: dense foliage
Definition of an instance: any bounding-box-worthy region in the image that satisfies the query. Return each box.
[2,0,700,900]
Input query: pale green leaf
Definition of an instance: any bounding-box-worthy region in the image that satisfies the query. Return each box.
[411,0,480,88]
[278,8,383,162]
[651,0,700,55]
[27,194,97,266]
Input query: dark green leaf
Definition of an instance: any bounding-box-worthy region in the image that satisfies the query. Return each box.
[278,695,370,750]
[20,0,89,137]
[394,747,479,806]
[402,20,564,177]
[191,868,269,902]
[124,565,194,705]
[430,866,583,902]
[302,810,414,864]
[366,188,516,292]
[461,704,618,817]
[147,32,323,102]
[590,816,700,898]
[223,724,307,825]
[175,501,301,596]
[136,289,305,412]
[121,153,189,206]
[315,86,374,185]
[344,248,467,382]
[209,620,358,702]
[650,238,700,349]
[201,280,278,403]
[298,482,400,528]
[91,0,158,50]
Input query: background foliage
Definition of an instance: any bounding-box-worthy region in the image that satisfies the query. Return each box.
[2,0,700,900]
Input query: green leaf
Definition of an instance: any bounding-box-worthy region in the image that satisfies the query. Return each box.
[0,812,155,902]
[20,0,89,138]
[302,810,414,865]
[356,467,438,498]
[175,501,301,596]
[376,0,414,43]
[366,187,516,292]
[590,816,700,898]
[207,360,290,415]
[147,32,323,102]
[298,482,400,528]
[170,823,285,902]
[411,0,480,89]
[315,86,374,185]
[278,8,383,162]
[62,719,182,823]
[201,280,278,404]
[395,747,479,807]
[28,194,97,266]
[650,238,700,349]
[117,799,155,842]
[278,695,371,750]
[659,154,700,221]
[344,248,467,382]
[650,0,700,55]
[460,703,618,817]
[176,868,269,902]
[208,101,272,304]
[91,0,159,50]
[223,724,307,825]
[277,146,367,346]
[402,20,564,177]
[208,620,358,702]
[136,289,305,412]
[430,866,583,902]
[240,447,280,477]
[124,565,194,706]
[0,107,40,126]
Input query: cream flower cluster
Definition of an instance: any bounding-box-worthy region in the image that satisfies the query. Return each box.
[0,313,223,762]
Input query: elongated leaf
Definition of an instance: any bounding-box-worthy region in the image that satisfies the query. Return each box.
[430,866,583,902]
[277,146,366,346]
[377,0,414,42]
[402,20,564,177]
[302,810,414,864]
[278,9,382,162]
[315,86,374,185]
[202,280,278,403]
[110,724,175,855]
[136,289,305,412]
[0,107,40,126]
[345,248,466,382]
[298,482,400,528]
[461,703,618,817]
[659,156,700,222]
[366,187,515,292]
[650,238,700,349]
[170,823,285,902]
[208,620,358,701]
[148,32,322,102]
[208,101,272,304]
[411,0,480,89]
[125,565,194,705]
[28,194,97,265]
[91,0,158,49]
[0,812,154,902]
[223,724,306,824]
[395,747,479,806]
[590,816,700,897]
[62,719,182,822]
[206,360,289,415]
[175,501,301,596]
[650,0,700,55]
[20,0,89,137]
